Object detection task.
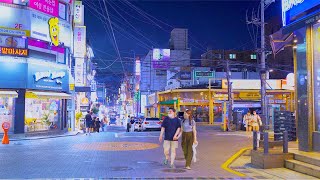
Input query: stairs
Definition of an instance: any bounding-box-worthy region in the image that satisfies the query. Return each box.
[285,153,320,178]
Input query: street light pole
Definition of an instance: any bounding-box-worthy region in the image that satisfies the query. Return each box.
[226,59,233,131]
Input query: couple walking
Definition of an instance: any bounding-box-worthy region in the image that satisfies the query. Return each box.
[159,108,198,170]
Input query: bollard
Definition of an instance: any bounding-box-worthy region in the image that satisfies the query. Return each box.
[2,122,10,144]
[283,131,288,153]
[263,132,269,154]
[253,131,257,150]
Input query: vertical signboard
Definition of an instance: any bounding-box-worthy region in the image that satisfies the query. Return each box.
[75,58,84,86]
[140,95,147,114]
[29,0,59,17]
[74,1,84,25]
[73,26,86,58]
[59,2,67,20]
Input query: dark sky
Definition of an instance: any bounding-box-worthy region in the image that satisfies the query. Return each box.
[83,0,281,85]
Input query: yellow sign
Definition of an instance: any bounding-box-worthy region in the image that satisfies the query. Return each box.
[69,83,75,91]
[25,92,38,99]
[239,92,261,99]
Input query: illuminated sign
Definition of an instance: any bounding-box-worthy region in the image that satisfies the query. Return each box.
[74,1,84,25]
[0,46,28,56]
[48,17,60,46]
[282,0,320,26]
[34,71,66,84]
[29,0,59,17]
[152,49,170,69]
[73,26,86,58]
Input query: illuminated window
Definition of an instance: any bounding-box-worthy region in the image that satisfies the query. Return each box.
[251,54,257,60]
[229,54,236,59]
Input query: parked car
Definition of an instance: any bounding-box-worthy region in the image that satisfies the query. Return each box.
[141,118,161,131]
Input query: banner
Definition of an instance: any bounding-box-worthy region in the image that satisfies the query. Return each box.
[74,1,84,25]
[0,0,12,3]
[30,11,71,47]
[29,0,59,17]
[73,26,86,58]
[75,58,84,86]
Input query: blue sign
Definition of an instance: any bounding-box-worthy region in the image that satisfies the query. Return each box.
[27,64,69,92]
[0,62,27,89]
[282,0,320,26]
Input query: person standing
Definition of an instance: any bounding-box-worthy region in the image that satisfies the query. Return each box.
[126,116,131,132]
[85,111,93,135]
[130,117,135,132]
[252,110,262,147]
[243,111,252,132]
[95,117,101,133]
[178,110,197,170]
[159,108,181,168]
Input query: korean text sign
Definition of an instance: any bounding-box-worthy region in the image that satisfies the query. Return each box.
[29,0,59,17]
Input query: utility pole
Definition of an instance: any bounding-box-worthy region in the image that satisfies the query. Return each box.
[226,59,233,131]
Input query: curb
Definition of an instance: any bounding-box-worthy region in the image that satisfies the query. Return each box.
[221,147,251,177]
[9,132,80,141]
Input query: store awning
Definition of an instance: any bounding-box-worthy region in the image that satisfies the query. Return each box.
[0,91,18,98]
[26,91,71,99]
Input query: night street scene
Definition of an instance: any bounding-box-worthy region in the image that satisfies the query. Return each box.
[0,0,320,179]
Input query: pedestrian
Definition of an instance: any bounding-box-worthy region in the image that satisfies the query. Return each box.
[138,118,143,132]
[159,108,181,168]
[91,117,96,132]
[130,117,135,132]
[243,111,252,132]
[178,110,198,170]
[85,111,93,135]
[252,110,262,146]
[126,116,131,132]
[101,116,105,132]
[95,117,101,133]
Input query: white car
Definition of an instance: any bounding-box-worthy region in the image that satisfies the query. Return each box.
[141,118,162,131]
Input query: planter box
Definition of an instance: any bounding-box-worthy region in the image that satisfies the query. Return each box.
[251,150,293,169]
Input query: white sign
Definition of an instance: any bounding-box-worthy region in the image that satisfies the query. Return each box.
[0,6,30,34]
[34,71,66,84]
[141,95,147,113]
[74,1,84,25]
[30,11,71,47]
[222,79,281,90]
[73,26,86,58]
[282,0,304,26]
[75,58,84,86]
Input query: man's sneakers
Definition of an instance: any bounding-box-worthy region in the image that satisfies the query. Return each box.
[185,166,191,170]
[163,159,168,165]
[170,164,175,169]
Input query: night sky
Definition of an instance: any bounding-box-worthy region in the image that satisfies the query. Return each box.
[83,0,282,86]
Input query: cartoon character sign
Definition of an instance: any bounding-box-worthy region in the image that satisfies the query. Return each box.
[48,17,60,46]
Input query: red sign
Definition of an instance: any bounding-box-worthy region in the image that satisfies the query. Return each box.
[0,47,28,57]
[29,0,59,17]
[2,122,10,130]
[0,0,12,3]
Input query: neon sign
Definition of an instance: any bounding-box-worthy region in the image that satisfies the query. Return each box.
[0,47,28,57]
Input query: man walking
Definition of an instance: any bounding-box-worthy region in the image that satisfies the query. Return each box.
[85,111,93,135]
[159,108,181,168]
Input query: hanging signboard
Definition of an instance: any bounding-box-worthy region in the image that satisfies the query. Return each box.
[74,1,84,25]
[29,0,59,17]
[75,58,84,86]
[73,26,86,58]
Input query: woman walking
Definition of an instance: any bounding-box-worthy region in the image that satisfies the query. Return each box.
[178,110,198,170]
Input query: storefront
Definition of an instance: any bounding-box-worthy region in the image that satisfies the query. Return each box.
[271,0,320,151]
[157,81,294,125]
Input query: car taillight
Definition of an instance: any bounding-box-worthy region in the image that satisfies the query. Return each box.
[157,122,162,124]
[145,122,149,124]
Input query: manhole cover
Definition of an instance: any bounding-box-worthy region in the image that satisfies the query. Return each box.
[162,169,186,173]
[110,166,133,171]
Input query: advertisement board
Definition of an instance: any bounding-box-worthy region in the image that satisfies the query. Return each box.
[195,71,214,77]
[27,63,69,92]
[180,71,192,80]
[73,26,86,57]
[74,1,84,25]
[0,6,30,36]
[152,49,170,69]
[75,58,84,86]
[30,11,71,47]
[0,36,26,48]
[0,46,28,57]
[29,0,59,17]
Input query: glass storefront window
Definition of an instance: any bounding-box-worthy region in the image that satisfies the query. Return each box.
[0,97,14,133]
[313,22,320,131]
[25,98,60,132]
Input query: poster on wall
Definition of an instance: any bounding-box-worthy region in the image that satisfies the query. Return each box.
[73,26,86,58]
[152,49,170,69]
[30,11,71,47]
[29,0,59,17]
[75,58,84,86]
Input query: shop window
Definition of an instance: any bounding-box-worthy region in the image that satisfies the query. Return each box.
[0,97,14,133]
[25,98,61,132]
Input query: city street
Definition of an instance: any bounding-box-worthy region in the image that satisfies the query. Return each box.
[0,125,251,179]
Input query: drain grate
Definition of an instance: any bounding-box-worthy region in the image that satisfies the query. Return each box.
[162,168,186,173]
[110,166,133,171]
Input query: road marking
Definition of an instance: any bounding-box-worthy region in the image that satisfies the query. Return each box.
[221,147,251,177]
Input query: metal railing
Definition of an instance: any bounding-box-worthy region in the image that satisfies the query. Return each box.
[253,131,288,154]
